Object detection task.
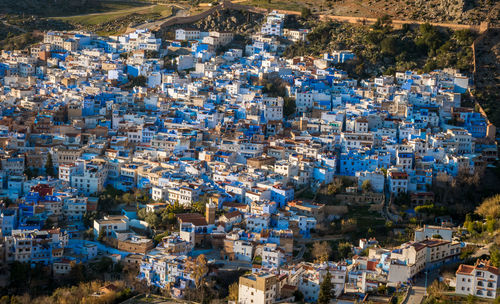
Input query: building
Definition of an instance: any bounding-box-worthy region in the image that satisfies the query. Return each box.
[238,273,279,304]
[456,260,498,299]
[175,29,201,41]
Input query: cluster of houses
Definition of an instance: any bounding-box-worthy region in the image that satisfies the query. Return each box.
[0,8,497,302]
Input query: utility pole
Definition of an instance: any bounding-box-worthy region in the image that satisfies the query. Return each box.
[424,270,428,296]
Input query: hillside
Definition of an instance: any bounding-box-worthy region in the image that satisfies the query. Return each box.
[0,0,104,17]
[242,0,499,26]
[284,18,476,77]
[474,29,500,125]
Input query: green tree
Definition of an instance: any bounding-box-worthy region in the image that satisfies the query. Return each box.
[466,294,477,304]
[361,180,373,192]
[372,15,392,31]
[490,244,500,267]
[129,75,147,87]
[137,208,148,220]
[154,231,170,244]
[301,7,312,19]
[69,261,85,284]
[283,97,296,117]
[380,36,398,55]
[145,212,161,229]
[318,271,333,304]
[9,262,30,289]
[24,167,33,179]
[486,217,496,233]
[293,290,304,302]
[327,178,343,195]
[96,257,113,273]
[45,153,55,177]
[97,229,106,241]
[337,242,352,259]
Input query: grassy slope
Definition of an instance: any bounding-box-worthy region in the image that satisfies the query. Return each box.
[55,4,171,26]
[239,0,305,12]
[0,0,138,17]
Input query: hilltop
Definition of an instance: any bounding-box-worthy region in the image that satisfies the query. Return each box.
[0,0,104,17]
[243,0,499,26]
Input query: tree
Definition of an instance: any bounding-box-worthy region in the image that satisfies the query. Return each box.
[312,241,332,262]
[24,167,33,179]
[318,271,333,304]
[45,153,55,177]
[466,294,477,304]
[476,194,500,219]
[154,231,170,244]
[190,254,208,289]
[145,212,161,229]
[97,229,105,242]
[128,75,147,87]
[69,261,85,284]
[372,15,392,31]
[228,282,239,301]
[427,280,445,298]
[380,36,398,55]
[96,257,113,272]
[9,262,30,289]
[121,193,135,205]
[283,97,296,117]
[301,7,312,19]
[490,244,500,267]
[137,208,148,220]
[293,290,304,302]
[361,180,373,193]
[327,178,343,195]
[337,242,352,259]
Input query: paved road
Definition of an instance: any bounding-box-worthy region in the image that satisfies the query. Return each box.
[293,244,306,262]
[129,4,189,32]
[405,285,426,304]
[404,269,439,304]
[471,242,493,258]
[1,20,27,33]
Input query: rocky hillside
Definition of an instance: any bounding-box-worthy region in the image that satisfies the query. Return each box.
[162,9,264,35]
[309,0,499,25]
[474,29,500,125]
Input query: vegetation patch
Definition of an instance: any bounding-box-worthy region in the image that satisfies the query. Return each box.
[284,16,476,78]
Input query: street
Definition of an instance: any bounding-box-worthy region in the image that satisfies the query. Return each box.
[404,269,439,304]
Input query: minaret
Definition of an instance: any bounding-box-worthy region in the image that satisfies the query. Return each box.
[206,202,216,225]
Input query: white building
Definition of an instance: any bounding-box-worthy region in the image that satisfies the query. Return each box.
[414,225,454,242]
[93,216,129,238]
[234,240,253,262]
[261,11,285,36]
[175,29,201,41]
[261,243,285,268]
[238,273,278,304]
[456,260,498,299]
[356,171,385,193]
